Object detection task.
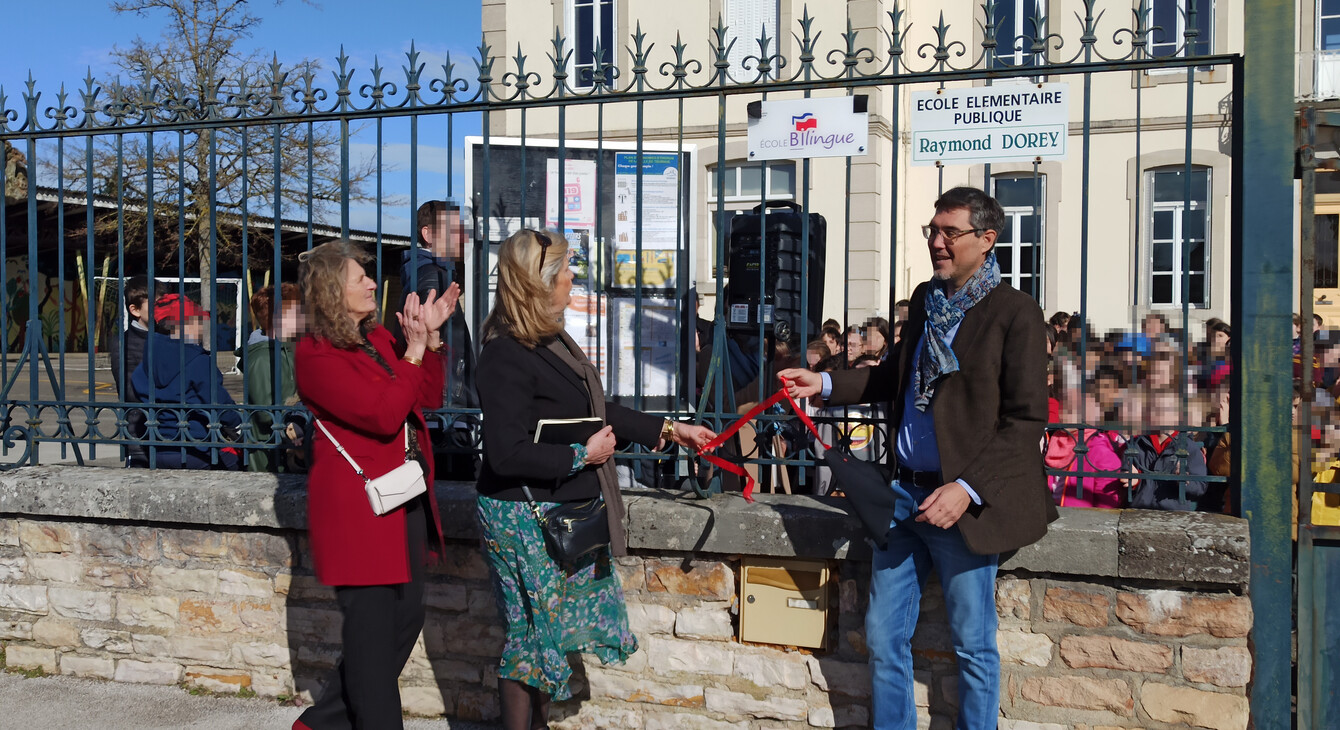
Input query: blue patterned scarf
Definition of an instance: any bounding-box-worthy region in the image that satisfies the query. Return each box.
[912,251,1001,411]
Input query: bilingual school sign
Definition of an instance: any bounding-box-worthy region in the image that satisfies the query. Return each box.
[746,95,869,161]
[909,84,1069,166]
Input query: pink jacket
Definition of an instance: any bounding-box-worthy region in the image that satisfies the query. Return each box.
[1044,428,1125,509]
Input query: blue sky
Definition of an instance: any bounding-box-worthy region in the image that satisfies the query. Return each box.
[2,0,484,237]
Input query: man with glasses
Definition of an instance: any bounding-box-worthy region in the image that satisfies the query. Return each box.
[780,186,1053,730]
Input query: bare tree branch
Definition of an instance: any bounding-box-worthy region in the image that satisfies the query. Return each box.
[52,0,376,319]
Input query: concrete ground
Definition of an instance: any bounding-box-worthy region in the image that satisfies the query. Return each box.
[0,672,500,729]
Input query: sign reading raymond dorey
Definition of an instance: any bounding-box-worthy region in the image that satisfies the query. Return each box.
[747,95,869,161]
[909,83,1069,166]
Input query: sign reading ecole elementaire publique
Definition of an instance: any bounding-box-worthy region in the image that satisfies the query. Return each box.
[910,83,1070,166]
[744,86,1067,165]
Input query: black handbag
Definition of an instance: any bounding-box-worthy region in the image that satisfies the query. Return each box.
[521,485,610,568]
[820,450,898,549]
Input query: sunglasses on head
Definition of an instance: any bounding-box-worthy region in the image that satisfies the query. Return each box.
[527,229,554,273]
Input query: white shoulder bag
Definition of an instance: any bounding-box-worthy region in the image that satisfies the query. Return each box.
[314,419,427,516]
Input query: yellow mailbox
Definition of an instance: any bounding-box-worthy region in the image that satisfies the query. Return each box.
[739,557,831,649]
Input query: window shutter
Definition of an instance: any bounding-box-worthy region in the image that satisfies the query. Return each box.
[726,0,778,79]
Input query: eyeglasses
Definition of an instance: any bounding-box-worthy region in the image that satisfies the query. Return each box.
[528,229,554,273]
[921,225,986,242]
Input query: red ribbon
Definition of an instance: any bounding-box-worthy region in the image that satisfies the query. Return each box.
[694,379,829,503]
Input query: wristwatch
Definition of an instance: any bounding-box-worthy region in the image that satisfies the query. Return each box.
[661,418,677,442]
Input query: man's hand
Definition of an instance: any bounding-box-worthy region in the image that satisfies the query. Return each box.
[777,368,823,399]
[915,482,973,529]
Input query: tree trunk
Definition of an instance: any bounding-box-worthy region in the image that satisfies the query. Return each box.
[198,246,214,352]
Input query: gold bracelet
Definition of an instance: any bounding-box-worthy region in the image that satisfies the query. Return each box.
[427,340,444,353]
[661,418,677,442]
[403,355,423,367]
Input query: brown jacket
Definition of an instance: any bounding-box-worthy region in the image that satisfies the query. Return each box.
[827,281,1057,555]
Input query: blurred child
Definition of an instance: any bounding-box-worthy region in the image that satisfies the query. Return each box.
[805,339,829,370]
[1046,356,1061,424]
[1092,364,1122,423]
[845,325,864,367]
[130,294,243,470]
[1126,388,1209,511]
[1044,388,1124,508]
[820,326,842,356]
[865,316,890,361]
[243,284,306,472]
[108,275,156,467]
[1311,404,1340,527]
[1205,383,1232,500]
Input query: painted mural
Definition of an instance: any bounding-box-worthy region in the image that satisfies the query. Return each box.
[3,257,90,353]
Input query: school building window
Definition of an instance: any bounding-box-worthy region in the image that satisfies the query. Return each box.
[1317,212,1339,290]
[725,0,780,78]
[1315,0,1340,98]
[992,174,1045,303]
[569,0,615,88]
[707,161,797,274]
[1147,0,1214,59]
[1146,165,1211,308]
[993,0,1047,67]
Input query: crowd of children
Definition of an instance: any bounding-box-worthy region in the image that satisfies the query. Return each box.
[108,278,304,472]
[795,306,1340,519]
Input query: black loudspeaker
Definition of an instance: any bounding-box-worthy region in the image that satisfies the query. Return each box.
[724,201,826,343]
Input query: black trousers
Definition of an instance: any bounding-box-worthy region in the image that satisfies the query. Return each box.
[298,498,427,730]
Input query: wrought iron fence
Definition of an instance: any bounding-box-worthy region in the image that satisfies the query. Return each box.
[0,1,1238,511]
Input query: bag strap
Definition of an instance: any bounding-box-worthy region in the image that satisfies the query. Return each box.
[519,484,547,523]
[694,378,829,504]
[313,419,410,485]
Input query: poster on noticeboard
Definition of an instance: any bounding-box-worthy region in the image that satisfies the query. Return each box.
[613,151,680,288]
[608,296,677,398]
[545,158,597,230]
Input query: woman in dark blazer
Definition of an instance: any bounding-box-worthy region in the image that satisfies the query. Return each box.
[475,229,714,730]
[292,239,458,730]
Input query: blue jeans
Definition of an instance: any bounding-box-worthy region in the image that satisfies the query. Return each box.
[866,480,1000,730]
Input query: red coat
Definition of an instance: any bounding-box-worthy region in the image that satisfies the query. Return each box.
[296,326,445,586]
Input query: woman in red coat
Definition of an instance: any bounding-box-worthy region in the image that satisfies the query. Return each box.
[292,240,458,730]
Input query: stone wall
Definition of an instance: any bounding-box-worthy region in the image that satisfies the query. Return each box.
[0,466,1252,729]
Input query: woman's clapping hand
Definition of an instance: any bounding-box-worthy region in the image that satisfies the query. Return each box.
[396,295,430,349]
[397,284,459,354]
[420,283,460,332]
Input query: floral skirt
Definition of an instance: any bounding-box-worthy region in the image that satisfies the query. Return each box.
[476,494,637,700]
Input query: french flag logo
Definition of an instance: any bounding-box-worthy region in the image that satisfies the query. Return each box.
[792,113,817,131]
